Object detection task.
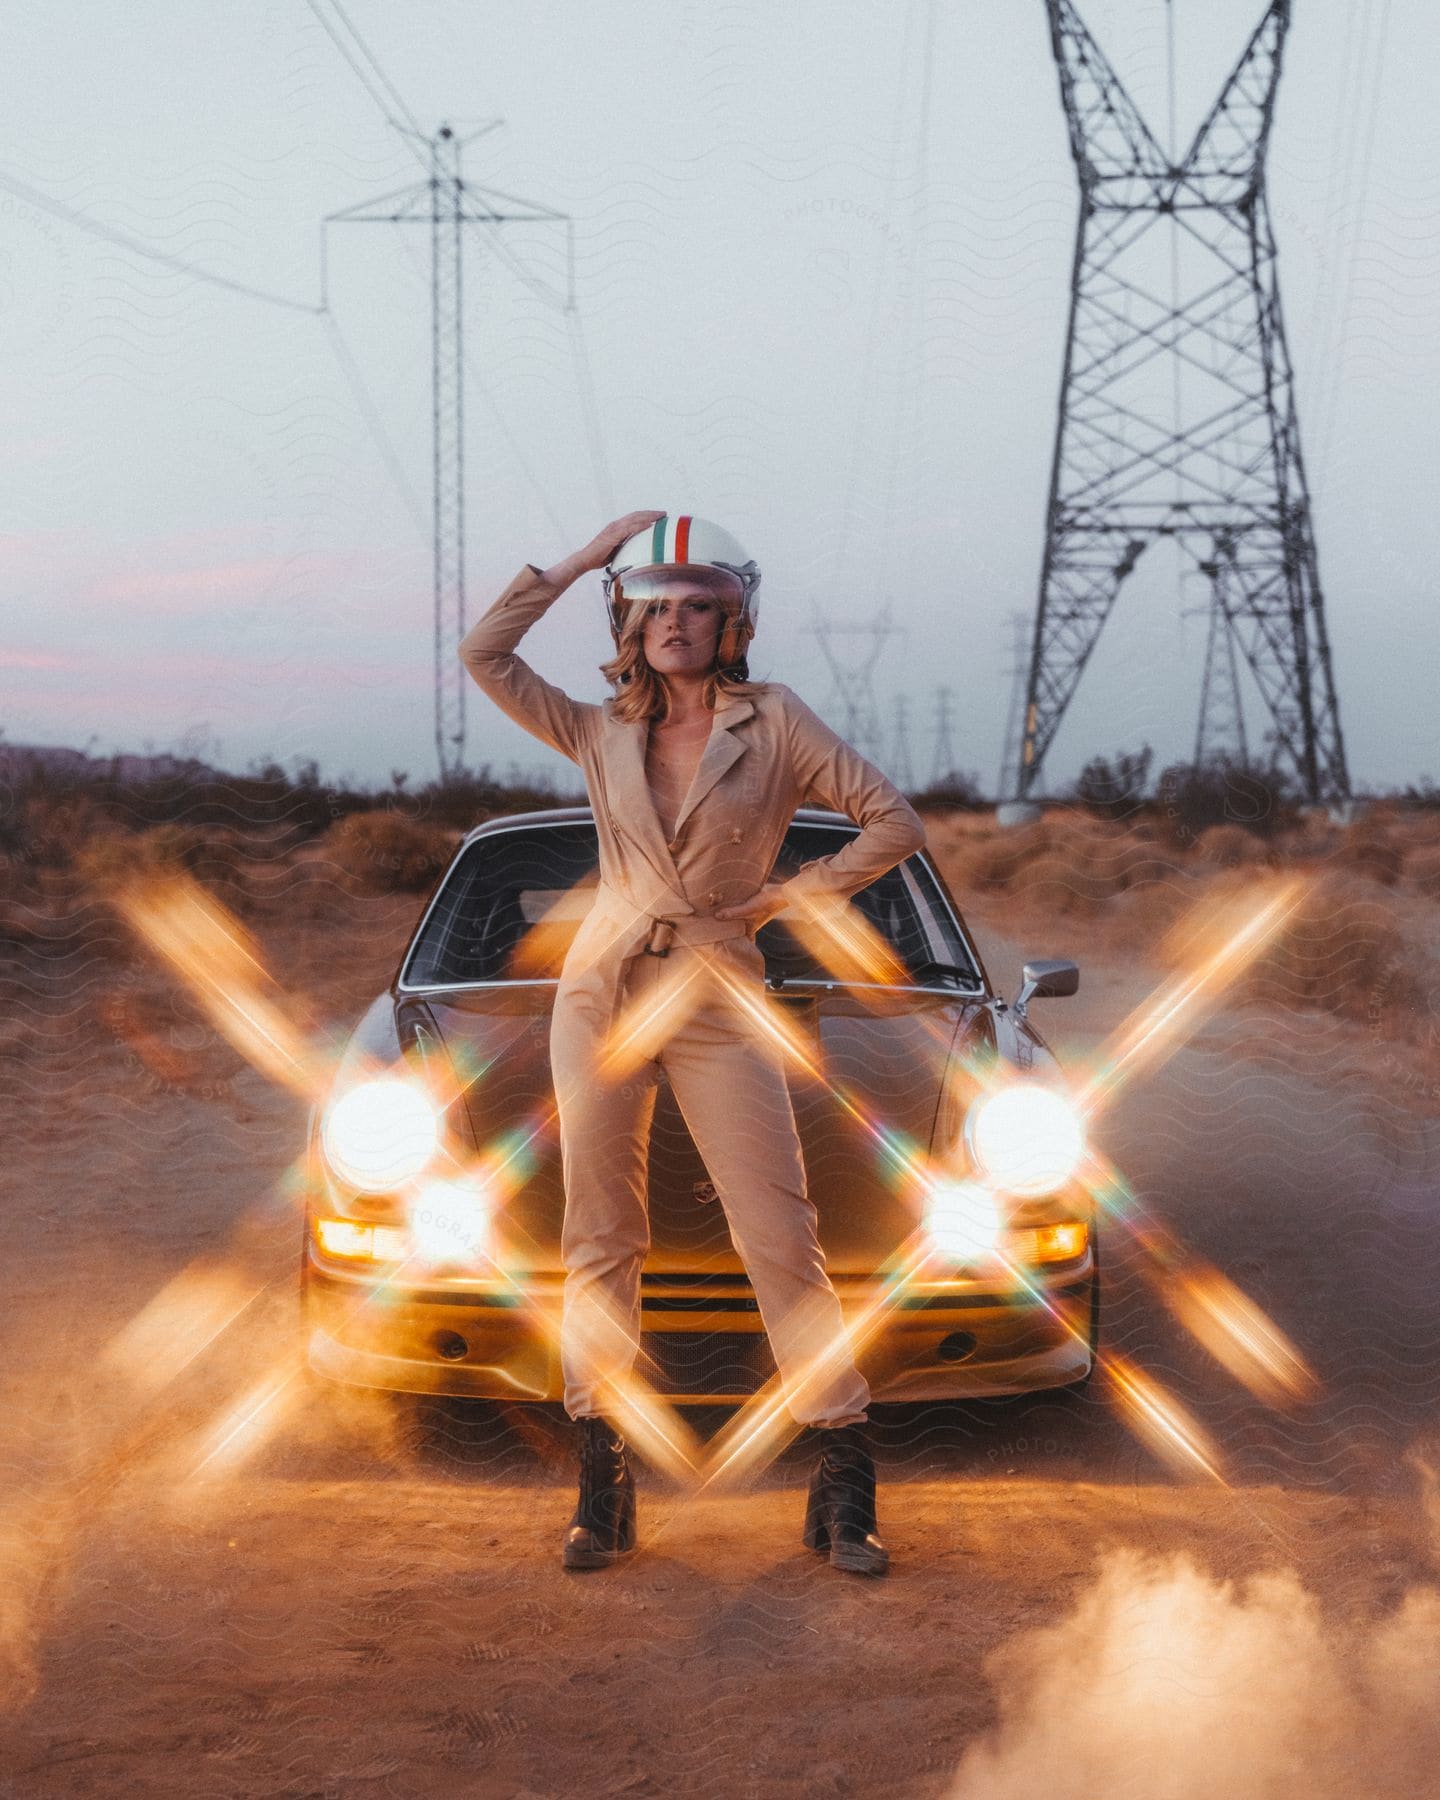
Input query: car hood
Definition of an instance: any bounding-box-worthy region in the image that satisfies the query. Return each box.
[398,983,985,1274]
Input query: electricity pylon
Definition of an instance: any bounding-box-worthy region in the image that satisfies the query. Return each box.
[931,686,960,789]
[809,611,900,767]
[1013,0,1348,804]
[326,123,566,779]
[890,692,916,790]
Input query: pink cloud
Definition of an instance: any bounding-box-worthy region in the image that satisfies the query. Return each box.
[20,644,421,689]
[0,649,73,671]
[88,552,355,606]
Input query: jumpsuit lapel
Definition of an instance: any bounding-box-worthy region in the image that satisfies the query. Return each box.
[671,696,755,837]
[605,713,691,907]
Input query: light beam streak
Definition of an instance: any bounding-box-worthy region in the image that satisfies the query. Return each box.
[112,872,323,1099]
[1103,1354,1228,1485]
[1077,877,1309,1115]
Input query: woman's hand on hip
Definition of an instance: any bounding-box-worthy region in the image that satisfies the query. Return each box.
[542,511,666,587]
[713,883,790,929]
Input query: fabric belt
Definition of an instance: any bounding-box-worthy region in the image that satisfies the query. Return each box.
[598,886,753,960]
[637,914,752,957]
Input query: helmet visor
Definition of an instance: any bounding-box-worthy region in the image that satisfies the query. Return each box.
[607,562,748,634]
[614,563,746,607]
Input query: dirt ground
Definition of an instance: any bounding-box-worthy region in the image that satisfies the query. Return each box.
[3,875,1440,1798]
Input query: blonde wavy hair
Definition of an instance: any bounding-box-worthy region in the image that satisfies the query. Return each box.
[600,590,761,723]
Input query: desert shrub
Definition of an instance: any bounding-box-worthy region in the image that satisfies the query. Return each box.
[1002,818,1139,913]
[935,812,1179,909]
[1333,821,1403,888]
[1071,746,1153,821]
[0,862,129,962]
[11,793,108,866]
[1009,848,1108,915]
[1156,756,1295,848]
[1397,809,1440,847]
[1237,877,1411,1023]
[947,821,1053,893]
[239,843,358,921]
[69,823,254,903]
[1112,837,1185,889]
[1403,843,1440,901]
[324,810,454,894]
[909,771,987,810]
[1195,824,1273,870]
[1069,816,1182,892]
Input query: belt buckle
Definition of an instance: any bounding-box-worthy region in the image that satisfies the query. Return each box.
[642,918,674,957]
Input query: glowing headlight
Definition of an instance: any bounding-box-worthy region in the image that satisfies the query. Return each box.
[322,1077,440,1193]
[408,1177,491,1268]
[924,1179,1001,1263]
[965,1084,1084,1197]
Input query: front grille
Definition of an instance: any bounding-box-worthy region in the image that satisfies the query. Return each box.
[640,1330,777,1396]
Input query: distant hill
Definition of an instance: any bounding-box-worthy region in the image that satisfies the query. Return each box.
[0,743,231,782]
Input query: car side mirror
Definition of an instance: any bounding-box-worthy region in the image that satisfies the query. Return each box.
[1014,958,1080,1017]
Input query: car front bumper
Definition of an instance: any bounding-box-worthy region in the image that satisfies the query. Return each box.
[303,1244,1096,1403]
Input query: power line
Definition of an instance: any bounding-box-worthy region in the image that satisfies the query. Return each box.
[0,166,321,316]
[321,311,429,539]
[327,0,425,138]
[567,301,615,518]
[304,0,428,166]
[827,0,925,598]
[1311,0,1394,488]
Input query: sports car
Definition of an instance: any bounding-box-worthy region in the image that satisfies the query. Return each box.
[302,807,1096,1405]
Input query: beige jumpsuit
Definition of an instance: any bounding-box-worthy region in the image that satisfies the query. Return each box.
[459,563,926,1425]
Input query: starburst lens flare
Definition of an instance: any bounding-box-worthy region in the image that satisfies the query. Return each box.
[113,873,320,1097]
[1166,1266,1318,1407]
[407,1177,491,1267]
[322,1078,439,1192]
[966,1084,1084,1196]
[924,1179,1002,1263]
[1105,1355,1226,1484]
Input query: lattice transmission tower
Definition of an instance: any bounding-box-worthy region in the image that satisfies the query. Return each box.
[931,686,960,789]
[890,692,916,791]
[327,123,567,779]
[1012,0,1348,804]
[809,612,901,768]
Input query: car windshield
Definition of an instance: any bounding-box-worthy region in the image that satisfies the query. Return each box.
[401,819,981,990]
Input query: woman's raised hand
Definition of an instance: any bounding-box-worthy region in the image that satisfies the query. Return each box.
[538,512,665,591]
[572,511,667,575]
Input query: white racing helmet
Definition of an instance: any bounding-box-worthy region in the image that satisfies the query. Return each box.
[601,515,762,648]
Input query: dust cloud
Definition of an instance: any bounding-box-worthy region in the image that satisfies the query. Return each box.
[950,1547,1440,1799]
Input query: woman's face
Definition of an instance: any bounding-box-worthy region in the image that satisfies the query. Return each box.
[637,582,727,680]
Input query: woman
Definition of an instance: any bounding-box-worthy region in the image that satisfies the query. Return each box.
[459,510,925,1576]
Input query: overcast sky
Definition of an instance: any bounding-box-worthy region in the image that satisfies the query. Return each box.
[4,0,1435,794]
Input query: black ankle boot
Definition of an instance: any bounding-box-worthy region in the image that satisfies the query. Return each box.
[562,1415,637,1570]
[802,1423,888,1576]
